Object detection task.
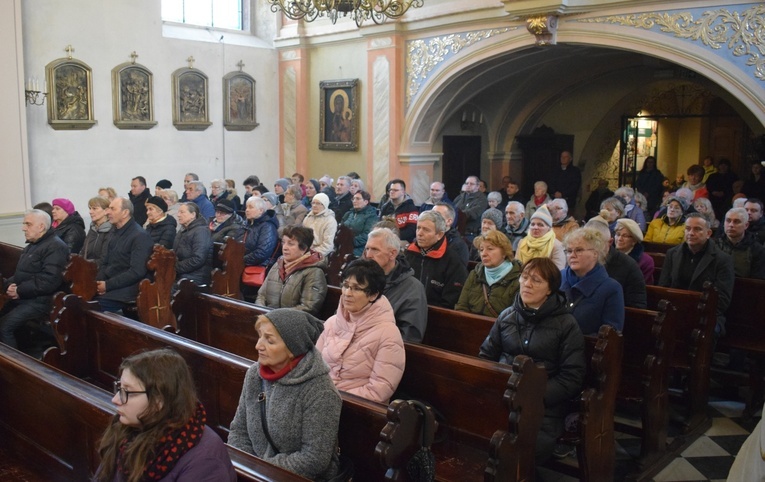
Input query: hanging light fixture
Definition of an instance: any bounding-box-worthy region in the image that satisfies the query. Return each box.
[270,0,423,27]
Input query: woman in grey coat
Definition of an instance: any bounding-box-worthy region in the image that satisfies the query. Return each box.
[228,308,342,481]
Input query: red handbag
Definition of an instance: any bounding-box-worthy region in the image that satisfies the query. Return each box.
[241,265,267,287]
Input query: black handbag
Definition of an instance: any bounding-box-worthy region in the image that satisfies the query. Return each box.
[406,400,436,482]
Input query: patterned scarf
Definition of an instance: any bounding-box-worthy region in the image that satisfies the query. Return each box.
[117,402,207,481]
[516,229,556,264]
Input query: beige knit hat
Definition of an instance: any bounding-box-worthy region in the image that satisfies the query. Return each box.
[615,218,643,242]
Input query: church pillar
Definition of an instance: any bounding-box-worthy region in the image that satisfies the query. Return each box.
[279,47,310,178]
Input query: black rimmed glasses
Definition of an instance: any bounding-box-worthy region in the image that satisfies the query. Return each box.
[113,381,147,404]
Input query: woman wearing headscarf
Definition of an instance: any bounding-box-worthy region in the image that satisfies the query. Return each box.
[51,198,86,253]
[515,205,566,269]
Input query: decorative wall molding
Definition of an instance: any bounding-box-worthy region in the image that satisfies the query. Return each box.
[579,4,765,81]
[373,56,391,199]
[283,67,297,173]
[406,27,515,109]
[526,15,558,46]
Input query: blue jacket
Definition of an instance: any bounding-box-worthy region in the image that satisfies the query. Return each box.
[192,195,216,221]
[560,263,624,335]
[243,211,279,267]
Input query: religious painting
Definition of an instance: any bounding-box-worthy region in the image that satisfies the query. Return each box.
[319,79,359,151]
[223,69,258,131]
[112,59,157,129]
[45,56,96,130]
[171,65,212,131]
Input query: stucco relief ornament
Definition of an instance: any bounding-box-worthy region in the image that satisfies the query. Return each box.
[580,5,765,81]
[406,27,513,108]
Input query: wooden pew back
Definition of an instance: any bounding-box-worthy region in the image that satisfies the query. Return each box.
[211,238,245,300]
[722,277,765,353]
[0,241,22,279]
[422,305,494,356]
[135,245,178,331]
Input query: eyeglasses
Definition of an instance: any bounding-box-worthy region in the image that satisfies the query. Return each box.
[113,381,147,404]
[341,282,367,294]
[564,247,596,257]
[519,274,545,286]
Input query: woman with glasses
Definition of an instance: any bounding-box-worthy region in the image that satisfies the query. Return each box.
[479,257,585,464]
[644,195,686,245]
[515,204,566,269]
[614,218,655,284]
[560,228,624,335]
[95,348,236,482]
[316,259,405,403]
[340,190,378,257]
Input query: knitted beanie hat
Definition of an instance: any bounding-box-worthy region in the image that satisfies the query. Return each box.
[530,204,553,227]
[274,178,290,191]
[481,208,504,228]
[146,196,168,213]
[312,192,330,210]
[264,308,324,356]
[155,179,172,190]
[616,218,643,242]
[52,198,75,215]
[262,192,279,208]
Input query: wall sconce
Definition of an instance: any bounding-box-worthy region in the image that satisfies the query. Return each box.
[25,77,47,106]
[460,110,483,132]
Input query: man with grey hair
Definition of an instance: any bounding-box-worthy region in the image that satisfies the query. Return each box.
[549,198,578,242]
[659,213,734,336]
[180,172,200,202]
[0,210,69,350]
[185,180,215,220]
[404,210,468,308]
[331,175,353,223]
[432,202,469,266]
[453,175,488,241]
[504,201,529,251]
[364,228,428,342]
[715,207,765,278]
[96,197,154,313]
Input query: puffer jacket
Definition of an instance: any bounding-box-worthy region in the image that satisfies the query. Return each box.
[243,211,279,267]
[255,253,327,315]
[455,260,522,317]
[174,216,212,286]
[341,204,378,257]
[145,215,177,249]
[316,295,405,404]
[54,211,86,253]
[80,220,113,269]
[303,208,337,257]
[715,231,765,279]
[4,228,69,304]
[211,213,245,243]
[645,216,685,245]
[479,292,585,417]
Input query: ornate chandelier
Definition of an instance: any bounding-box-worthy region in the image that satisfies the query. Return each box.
[270,0,424,27]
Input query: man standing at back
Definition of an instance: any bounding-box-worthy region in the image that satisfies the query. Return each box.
[379,179,419,243]
[96,197,154,313]
[548,151,582,216]
[129,176,151,226]
[453,175,488,242]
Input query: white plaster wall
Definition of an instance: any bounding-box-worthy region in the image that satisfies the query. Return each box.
[21,0,279,226]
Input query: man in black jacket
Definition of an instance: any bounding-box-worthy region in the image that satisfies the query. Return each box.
[96,197,154,313]
[129,176,151,226]
[0,210,69,349]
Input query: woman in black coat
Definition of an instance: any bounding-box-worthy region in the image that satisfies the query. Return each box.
[479,257,585,464]
[174,202,212,287]
[52,198,86,253]
[144,195,177,249]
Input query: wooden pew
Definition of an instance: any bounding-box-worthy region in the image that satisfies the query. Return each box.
[643,242,674,254]
[211,237,245,300]
[135,245,177,331]
[422,305,494,355]
[0,241,22,279]
[45,292,424,482]
[63,254,98,300]
[172,282,547,482]
[646,283,718,434]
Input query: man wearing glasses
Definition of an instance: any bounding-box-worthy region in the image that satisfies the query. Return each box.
[379,179,419,243]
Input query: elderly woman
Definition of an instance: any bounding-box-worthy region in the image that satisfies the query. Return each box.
[51,198,86,253]
[600,196,625,236]
[144,195,177,249]
[255,226,327,315]
[516,205,566,269]
[487,191,503,211]
[243,196,280,268]
[160,189,181,227]
[614,186,647,232]
[210,199,245,243]
[615,218,655,285]
[469,208,504,261]
[480,257,585,464]
[80,196,113,269]
[301,179,320,209]
[95,349,236,482]
[316,259,405,404]
[525,181,553,219]
[561,227,625,335]
[457,230,522,316]
[277,184,308,230]
[645,195,686,245]
[350,178,365,196]
[303,192,337,258]
[174,202,212,287]
[693,197,719,230]
[229,309,342,480]
[341,190,378,257]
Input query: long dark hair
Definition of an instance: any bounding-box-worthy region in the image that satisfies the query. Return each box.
[97,349,198,482]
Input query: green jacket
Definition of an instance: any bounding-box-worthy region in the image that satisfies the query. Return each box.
[341,204,378,257]
[455,260,522,317]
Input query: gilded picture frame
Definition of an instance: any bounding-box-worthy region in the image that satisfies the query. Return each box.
[319,79,359,151]
[45,58,96,130]
[223,71,258,131]
[172,67,212,131]
[112,62,157,129]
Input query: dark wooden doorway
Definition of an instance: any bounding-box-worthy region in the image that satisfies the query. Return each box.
[442,135,481,200]
[515,127,574,199]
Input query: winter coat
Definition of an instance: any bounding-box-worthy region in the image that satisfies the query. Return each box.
[192,195,216,221]
[255,253,327,315]
[303,208,337,257]
[277,202,308,231]
[636,168,665,212]
[645,215,685,245]
[145,215,177,249]
[479,292,585,417]
[243,211,279,267]
[516,236,567,270]
[552,216,579,242]
[210,213,245,244]
[341,204,378,257]
[504,218,529,252]
[405,236,468,308]
[379,198,419,242]
[624,200,647,232]
[525,195,554,220]
[4,229,69,305]
[129,189,151,226]
[331,192,353,223]
[97,220,154,303]
[624,242,655,285]
[561,263,625,335]
[383,257,428,343]
[605,247,647,309]
[80,220,113,269]
[716,232,765,279]
[548,165,582,212]
[228,350,342,481]
[317,295,405,404]
[455,260,522,316]
[54,211,86,253]
[445,229,469,267]
[454,191,489,236]
[174,216,213,286]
